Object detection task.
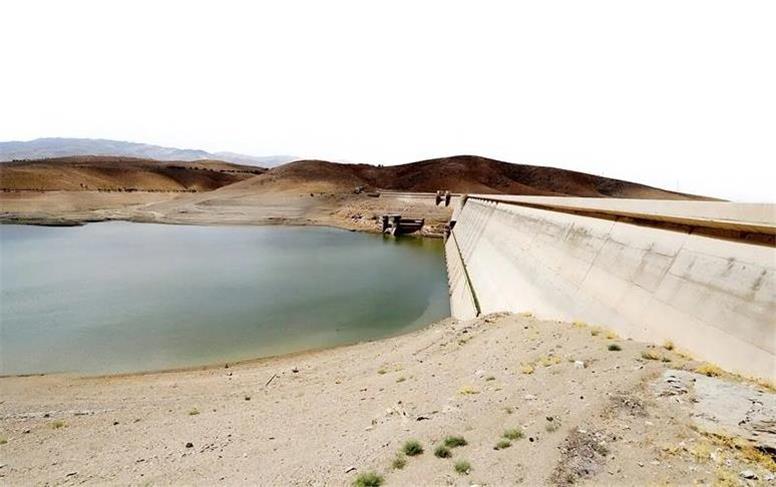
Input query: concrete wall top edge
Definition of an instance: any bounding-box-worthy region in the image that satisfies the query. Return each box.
[467,195,776,234]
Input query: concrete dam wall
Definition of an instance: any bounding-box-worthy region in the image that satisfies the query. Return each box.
[445,195,776,380]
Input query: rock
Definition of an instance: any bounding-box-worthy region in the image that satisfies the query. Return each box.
[740,470,757,480]
[185,442,194,448]
[657,370,776,450]
[574,360,585,369]
[291,367,299,373]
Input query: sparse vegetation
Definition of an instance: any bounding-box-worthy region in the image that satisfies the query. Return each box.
[494,439,511,450]
[434,445,451,458]
[49,420,66,429]
[443,435,467,448]
[188,408,200,416]
[0,437,7,445]
[605,331,618,339]
[353,471,384,487]
[538,355,562,367]
[545,419,561,432]
[503,428,524,440]
[485,375,496,381]
[695,363,723,377]
[391,455,406,470]
[662,340,675,351]
[572,320,587,329]
[402,439,423,456]
[714,467,739,487]
[377,367,388,375]
[590,327,602,336]
[607,343,621,351]
[395,376,406,383]
[454,460,471,475]
[458,385,478,395]
[520,363,535,374]
[504,406,514,414]
[641,349,662,360]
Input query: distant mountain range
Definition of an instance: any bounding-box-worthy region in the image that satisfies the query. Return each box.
[0,138,296,167]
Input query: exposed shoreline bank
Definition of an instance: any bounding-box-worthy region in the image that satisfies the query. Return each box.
[2,313,773,485]
[0,189,453,237]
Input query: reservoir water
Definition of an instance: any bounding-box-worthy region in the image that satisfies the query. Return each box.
[0,223,450,375]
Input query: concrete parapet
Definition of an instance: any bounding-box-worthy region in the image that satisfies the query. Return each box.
[447,196,776,380]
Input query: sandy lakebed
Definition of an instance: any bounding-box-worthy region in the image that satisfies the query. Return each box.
[1,312,775,486]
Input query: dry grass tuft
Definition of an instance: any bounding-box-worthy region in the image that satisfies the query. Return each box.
[391,455,406,470]
[537,355,562,367]
[520,364,535,374]
[641,349,662,361]
[458,385,479,395]
[662,340,675,351]
[695,363,724,377]
[503,428,524,440]
[714,467,739,487]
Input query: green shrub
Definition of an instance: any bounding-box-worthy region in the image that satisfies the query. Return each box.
[607,343,621,351]
[502,428,524,440]
[454,460,471,475]
[434,445,451,458]
[402,439,423,456]
[353,471,384,487]
[494,439,511,450]
[443,435,467,448]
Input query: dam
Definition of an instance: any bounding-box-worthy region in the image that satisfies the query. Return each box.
[445,194,776,380]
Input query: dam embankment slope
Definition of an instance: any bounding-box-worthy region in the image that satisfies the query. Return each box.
[446,195,776,380]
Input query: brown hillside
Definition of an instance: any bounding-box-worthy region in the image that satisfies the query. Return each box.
[224,155,708,199]
[0,156,265,192]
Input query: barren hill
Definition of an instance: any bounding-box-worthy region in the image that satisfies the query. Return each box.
[228,155,707,199]
[0,137,296,167]
[0,156,265,192]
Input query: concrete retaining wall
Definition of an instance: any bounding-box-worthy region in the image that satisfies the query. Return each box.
[446,197,776,380]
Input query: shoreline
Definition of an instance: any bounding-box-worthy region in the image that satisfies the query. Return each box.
[0,189,452,237]
[0,316,448,381]
[2,313,773,485]
[0,214,446,238]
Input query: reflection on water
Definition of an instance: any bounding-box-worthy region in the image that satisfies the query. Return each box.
[0,223,449,375]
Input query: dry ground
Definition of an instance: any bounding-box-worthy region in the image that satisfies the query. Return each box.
[1,313,773,486]
[0,190,453,237]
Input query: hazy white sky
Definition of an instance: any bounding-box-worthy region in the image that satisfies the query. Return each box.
[1,1,774,201]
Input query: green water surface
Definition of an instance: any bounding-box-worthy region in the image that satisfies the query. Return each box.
[0,222,449,375]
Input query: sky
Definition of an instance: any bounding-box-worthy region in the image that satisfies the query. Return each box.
[1,1,774,201]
